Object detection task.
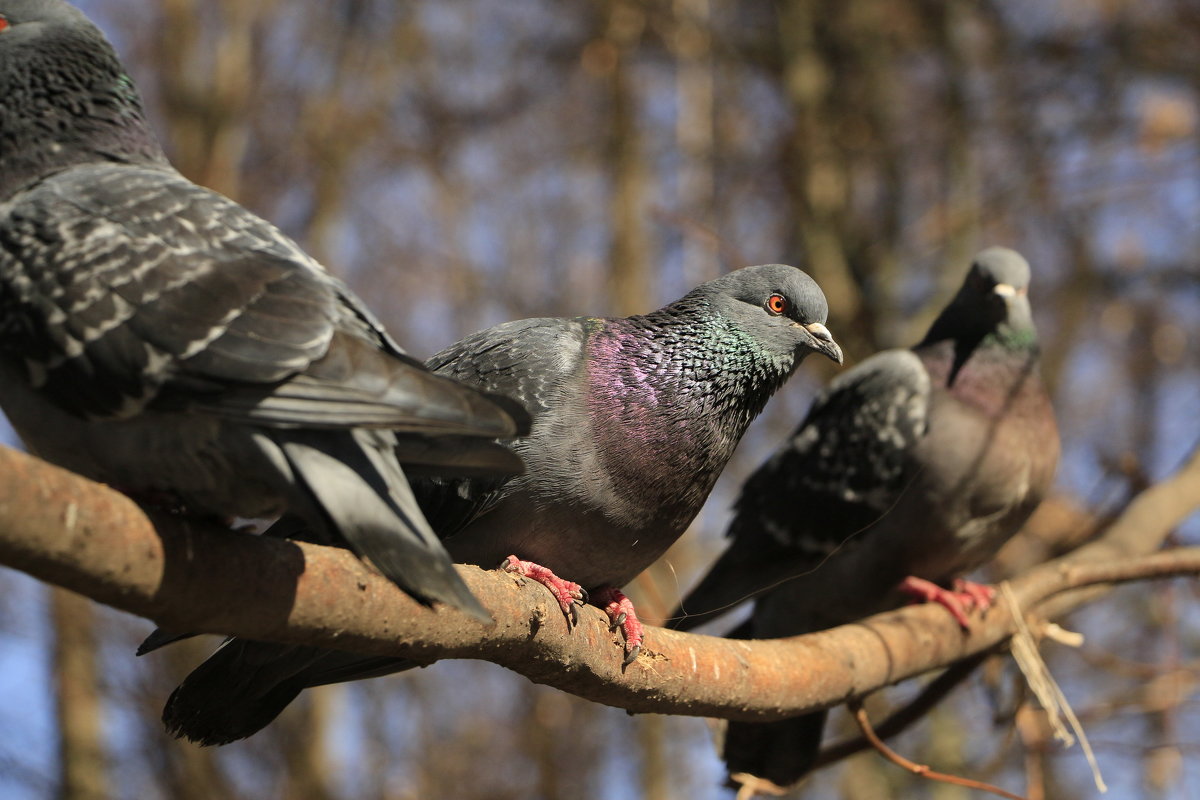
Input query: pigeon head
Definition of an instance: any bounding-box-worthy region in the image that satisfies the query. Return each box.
[695,264,843,366]
[0,0,167,198]
[922,247,1037,350]
[0,0,90,26]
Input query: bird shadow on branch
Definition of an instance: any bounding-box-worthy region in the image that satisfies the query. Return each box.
[0,442,1198,763]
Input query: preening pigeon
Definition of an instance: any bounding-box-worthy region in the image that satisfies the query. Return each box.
[154,262,843,746]
[667,247,1059,791]
[0,0,528,618]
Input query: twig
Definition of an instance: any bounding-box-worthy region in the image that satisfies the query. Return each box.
[850,699,1029,800]
[813,649,994,768]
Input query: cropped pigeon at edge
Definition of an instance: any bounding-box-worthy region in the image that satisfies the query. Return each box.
[155,262,842,746]
[0,0,528,621]
[668,247,1058,790]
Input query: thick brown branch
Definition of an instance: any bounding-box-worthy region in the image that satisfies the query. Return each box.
[0,443,1198,722]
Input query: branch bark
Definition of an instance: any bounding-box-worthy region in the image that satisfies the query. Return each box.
[1,442,1198,723]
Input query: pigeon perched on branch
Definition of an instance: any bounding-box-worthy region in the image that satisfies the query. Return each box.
[0,0,527,619]
[155,262,843,746]
[668,247,1059,791]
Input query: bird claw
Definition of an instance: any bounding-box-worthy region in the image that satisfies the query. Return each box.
[622,644,641,667]
[495,560,643,662]
[499,555,586,627]
[953,578,996,613]
[594,587,643,665]
[899,575,993,629]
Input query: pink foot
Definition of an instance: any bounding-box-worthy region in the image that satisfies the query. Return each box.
[953,578,995,613]
[593,587,643,666]
[500,556,586,624]
[898,576,993,629]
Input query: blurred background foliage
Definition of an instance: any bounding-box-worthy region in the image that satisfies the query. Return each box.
[1,0,1198,798]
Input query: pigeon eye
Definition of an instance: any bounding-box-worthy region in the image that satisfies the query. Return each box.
[0,16,9,33]
[765,294,788,315]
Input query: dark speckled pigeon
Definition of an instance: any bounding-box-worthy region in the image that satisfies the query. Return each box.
[0,0,528,619]
[153,262,843,746]
[667,247,1059,792]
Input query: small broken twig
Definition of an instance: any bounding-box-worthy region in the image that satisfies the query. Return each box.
[850,698,1028,800]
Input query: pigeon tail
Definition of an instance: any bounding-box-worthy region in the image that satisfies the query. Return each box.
[723,711,828,790]
[136,628,195,656]
[163,641,416,745]
[162,641,314,747]
[278,428,490,622]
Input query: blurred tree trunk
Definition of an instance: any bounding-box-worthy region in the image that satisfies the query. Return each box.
[776,0,864,348]
[280,692,338,800]
[671,0,718,283]
[605,0,651,315]
[50,589,108,800]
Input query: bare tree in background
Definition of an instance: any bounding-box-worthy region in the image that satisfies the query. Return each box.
[1,0,1198,798]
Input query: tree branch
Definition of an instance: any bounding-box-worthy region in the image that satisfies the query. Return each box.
[1,442,1198,722]
[848,699,1029,800]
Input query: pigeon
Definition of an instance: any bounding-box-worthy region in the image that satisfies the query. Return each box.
[667,247,1059,791]
[152,262,844,746]
[0,0,528,619]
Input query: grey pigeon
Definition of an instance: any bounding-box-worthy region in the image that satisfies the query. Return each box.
[154,262,844,746]
[667,248,1059,791]
[0,0,528,619]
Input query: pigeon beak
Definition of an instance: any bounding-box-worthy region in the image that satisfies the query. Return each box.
[802,321,843,364]
[993,283,1017,298]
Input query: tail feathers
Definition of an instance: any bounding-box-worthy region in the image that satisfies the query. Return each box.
[136,628,198,656]
[163,640,417,745]
[281,651,416,688]
[723,711,827,790]
[163,641,323,746]
[279,428,490,622]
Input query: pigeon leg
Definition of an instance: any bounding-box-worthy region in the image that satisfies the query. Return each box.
[500,556,587,625]
[593,587,643,666]
[952,578,996,613]
[897,576,981,629]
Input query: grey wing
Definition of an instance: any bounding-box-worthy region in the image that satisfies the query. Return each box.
[426,316,589,415]
[412,317,589,537]
[0,164,520,619]
[668,348,931,631]
[0,164,521,441]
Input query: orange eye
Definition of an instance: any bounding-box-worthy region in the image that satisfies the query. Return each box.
[766,294,788,315]
[0,16,8,32]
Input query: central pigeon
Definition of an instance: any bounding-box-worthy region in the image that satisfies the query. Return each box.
[667,247,1059,792]
[154,262,844,746]
[0,0,527,619]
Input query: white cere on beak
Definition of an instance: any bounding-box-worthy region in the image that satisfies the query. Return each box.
[993,283,1017,298]
[803,321,834,342]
